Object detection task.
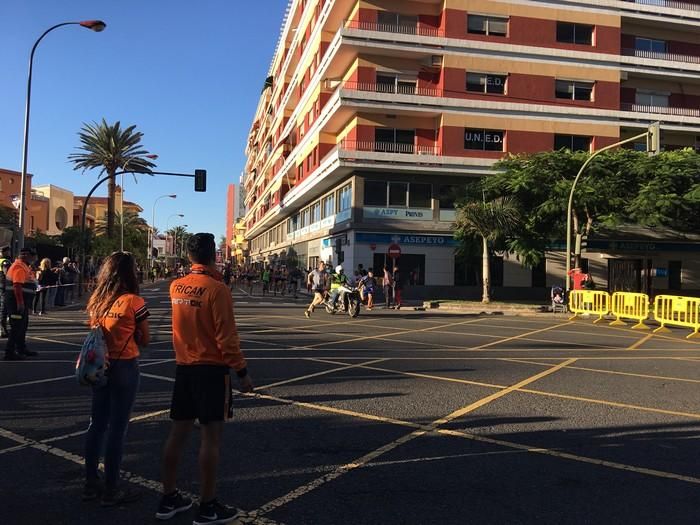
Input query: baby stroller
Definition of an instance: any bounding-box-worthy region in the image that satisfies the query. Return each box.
[551,285,567,313]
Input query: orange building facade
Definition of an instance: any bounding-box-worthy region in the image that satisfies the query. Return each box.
[242,0,700,290]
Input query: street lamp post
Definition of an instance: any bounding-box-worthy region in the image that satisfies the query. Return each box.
[18,20,106,251]
[166,213,185,256]
[150,195,176,269]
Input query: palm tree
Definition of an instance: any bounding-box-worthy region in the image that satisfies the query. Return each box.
[456,197,521,303]
[95,210,149,237]
[166,226,189,257]
[68,119,156,239]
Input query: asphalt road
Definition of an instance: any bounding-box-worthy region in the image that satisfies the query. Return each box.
[1,282,700,525]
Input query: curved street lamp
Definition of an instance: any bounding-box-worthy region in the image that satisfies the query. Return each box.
[166,213,185,257]
[18,19,107,250]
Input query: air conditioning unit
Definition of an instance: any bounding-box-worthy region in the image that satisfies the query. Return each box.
[431,55,443,67]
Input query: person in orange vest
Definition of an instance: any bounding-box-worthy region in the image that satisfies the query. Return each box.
[4,247,37,360]
[157,233,253,523]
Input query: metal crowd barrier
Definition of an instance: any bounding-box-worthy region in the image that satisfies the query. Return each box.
[653,295,700,339]
[567,290,610,323]
[609,292,650,330]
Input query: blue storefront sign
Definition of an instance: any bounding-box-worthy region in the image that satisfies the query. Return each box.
[355,232,457,247]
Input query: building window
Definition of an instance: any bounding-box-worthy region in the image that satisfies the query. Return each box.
[322,194,335,218]
[554,134,591,152]
[635,90,669,107]
[464,129,504,151]
[378,11,418,33]
[388,182,408,207]
[311,201,321,223]
[364,180,387,206]
[635,37,666,54]
[555,79,594,101]
[375,128,415,153]
[338,185,351,211]
[438,185,466,209]
[556,22,593,45]
[409,183,432,208]
[466,73,507,94]
[0,178,3,192]
[468,15,508,37]
[376,73,417,95]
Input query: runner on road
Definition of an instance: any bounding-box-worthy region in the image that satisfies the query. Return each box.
[304,261,327,318]
[158,233,253,524]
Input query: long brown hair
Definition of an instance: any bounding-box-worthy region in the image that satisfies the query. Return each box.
[87,252,139,321]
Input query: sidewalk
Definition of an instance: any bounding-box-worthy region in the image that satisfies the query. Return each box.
[423,299,560,316]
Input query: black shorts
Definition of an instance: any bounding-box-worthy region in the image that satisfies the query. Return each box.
[170,365,232,424]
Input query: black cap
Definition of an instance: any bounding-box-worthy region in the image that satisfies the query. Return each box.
[19,247,36,256]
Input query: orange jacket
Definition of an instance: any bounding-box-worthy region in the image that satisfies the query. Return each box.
[170,264,246,372]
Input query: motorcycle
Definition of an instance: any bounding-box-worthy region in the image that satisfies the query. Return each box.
[324,284,361,318]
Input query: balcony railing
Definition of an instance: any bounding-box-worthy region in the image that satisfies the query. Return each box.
[622,48,700,65]
[621,103,700,118]
[340,140,442,156]
[344,19,445,38]
[623,0,700,11]
[342,81,444,98]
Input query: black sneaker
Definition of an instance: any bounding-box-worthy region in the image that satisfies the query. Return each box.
[82,479,103,501]
[156,490,193,520]
[193,499,241,525]
[100,487,141,507]
[4,352,25,361]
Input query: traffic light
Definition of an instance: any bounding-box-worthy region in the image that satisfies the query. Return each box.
[647,122,661,156]
[194,169,207,192]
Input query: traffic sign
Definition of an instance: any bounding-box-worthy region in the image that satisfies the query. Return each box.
[387,243,401,258]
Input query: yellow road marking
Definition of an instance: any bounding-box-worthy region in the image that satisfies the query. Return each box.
[435,427,700,486]
[471,321,574,350]
[674,357,700,363]
[302,317,488,349]
[309,359,700,420]
[627,333,654,350]
[501,357,700,385]
[27,336,82,347]
[248,359,574,518]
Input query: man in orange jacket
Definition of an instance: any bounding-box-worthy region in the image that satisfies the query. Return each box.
[157,233,253,524]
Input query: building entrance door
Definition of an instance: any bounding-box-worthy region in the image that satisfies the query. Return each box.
[608,259,642,292]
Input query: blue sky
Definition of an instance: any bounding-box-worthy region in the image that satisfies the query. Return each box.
[0,0,288,238]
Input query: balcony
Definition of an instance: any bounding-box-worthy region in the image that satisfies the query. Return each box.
[623,0,700,11]
[622,48,700,65]
[342,81,443,98]
[621,103,700,118]
[344,19,444,38]
[340,140,442,156]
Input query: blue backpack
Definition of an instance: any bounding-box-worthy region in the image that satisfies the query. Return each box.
[76,325,108,387]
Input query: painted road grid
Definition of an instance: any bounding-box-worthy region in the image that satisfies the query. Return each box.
[1,284,700,524]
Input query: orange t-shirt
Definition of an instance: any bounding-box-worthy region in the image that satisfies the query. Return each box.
[170,264,246,371]
[92,293,149,360]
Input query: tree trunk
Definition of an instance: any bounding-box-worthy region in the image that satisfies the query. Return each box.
[106,171,116,239]
[481,236,490,304]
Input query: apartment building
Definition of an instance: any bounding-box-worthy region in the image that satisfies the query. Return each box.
[242,0,700,294]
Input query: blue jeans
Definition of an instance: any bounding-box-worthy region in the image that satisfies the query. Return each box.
[84,358,140,489]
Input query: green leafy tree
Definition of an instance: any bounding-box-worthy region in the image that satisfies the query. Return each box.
[68,119,156,239]
[485,148,642,267]
[455,197,521,303]
[59,226,93,259]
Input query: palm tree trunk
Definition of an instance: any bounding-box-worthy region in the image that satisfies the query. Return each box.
[106,171,116,239]
[481,236,490,304]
